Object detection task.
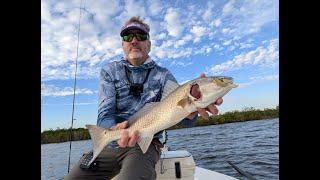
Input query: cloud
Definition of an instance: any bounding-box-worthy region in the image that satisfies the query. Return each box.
[42,0,279,131]
[221,28,228,34]
[170,60,193,67]
[220,0,278,36]
[210,39,279,75]
[250,74,279,81]
[190,25,208,43]
[88,0,121,24]
[41,84,95,97]
[222,0,236,14]
[228,45,236,51]
[212,18,221,27]
[41,62,101,81]
[148,0,164,16]
[213,44,223,51]
[238,74,279,88]
[202,1,215,22]
[42,0,278,81]
[153,32,167,40]
[222,39,232,46]
[41,1,52,22]
[239,42,254,49]
[115,0,146,23]
[164,8,184,37]
[194,45,213,55]
[190,26,208,37]
[237,81,254,88]
[174,34,193,47]
[41,0,124,81]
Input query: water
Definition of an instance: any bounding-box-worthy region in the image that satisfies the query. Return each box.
[41,118,278,180]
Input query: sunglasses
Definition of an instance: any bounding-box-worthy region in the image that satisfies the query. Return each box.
[121,33,149,42]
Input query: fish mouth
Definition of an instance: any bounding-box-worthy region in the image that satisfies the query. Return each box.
[190,84,202,100]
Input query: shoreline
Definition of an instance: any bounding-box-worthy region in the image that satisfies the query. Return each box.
[41,106,279,144]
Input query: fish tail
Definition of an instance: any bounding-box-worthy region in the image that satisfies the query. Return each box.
[85,125,119,165]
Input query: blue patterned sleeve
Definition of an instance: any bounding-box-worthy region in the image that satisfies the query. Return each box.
[163,71,199,128]
[97,68,117,128]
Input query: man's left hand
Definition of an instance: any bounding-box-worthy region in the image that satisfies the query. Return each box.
[186,73,223,120]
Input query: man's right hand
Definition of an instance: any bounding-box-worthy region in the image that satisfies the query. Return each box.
[110,121,140,148]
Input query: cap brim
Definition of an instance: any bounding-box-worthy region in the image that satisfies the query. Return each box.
[120,27,148,36]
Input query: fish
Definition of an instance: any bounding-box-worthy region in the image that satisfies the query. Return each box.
[85,76,238,165]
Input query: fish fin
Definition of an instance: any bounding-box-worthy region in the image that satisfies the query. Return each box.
[161,80,180,101]
[177,97,191,108]
[137,132,154,154]
[85,125,112,165]
[127,102,159,125]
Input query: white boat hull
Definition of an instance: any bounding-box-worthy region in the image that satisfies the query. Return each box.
[112,150,238,180]
[155,150,237,180]
[195,166,238,180]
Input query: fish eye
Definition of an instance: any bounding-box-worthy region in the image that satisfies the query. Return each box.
[220,76,232,82]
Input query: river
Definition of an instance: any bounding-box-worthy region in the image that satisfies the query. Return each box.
[41,118,278,180]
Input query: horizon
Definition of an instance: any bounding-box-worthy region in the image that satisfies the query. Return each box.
[41,0,279,132]
[41,106,279,132]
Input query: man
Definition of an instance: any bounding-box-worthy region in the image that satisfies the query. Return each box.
[65,16,223,180]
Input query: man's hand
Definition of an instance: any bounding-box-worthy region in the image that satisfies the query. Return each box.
[110,121,140,148]
[186,73,223,120]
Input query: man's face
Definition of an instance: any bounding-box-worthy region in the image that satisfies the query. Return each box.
[122,29,151,66]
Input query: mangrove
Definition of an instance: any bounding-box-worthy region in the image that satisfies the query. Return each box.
[41,106,279,144]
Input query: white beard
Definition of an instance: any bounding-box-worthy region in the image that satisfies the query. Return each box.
[128,51,143,60]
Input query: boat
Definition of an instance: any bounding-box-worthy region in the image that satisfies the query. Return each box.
[155,149,238,180]
[112,145,238,180]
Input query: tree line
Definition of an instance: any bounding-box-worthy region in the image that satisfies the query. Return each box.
[41,128,91,144]
[169,105,279,129]
[41,106,279,144]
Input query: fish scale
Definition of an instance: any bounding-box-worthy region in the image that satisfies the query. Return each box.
[86,76,238,166]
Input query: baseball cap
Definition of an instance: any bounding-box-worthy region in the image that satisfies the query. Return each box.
[120,22,149,36]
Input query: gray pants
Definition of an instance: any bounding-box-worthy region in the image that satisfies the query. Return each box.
[64,141,161,180]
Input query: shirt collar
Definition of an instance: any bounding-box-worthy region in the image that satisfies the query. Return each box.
[121,57,155,70]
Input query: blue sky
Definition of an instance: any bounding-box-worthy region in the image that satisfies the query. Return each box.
[41,0,279,131]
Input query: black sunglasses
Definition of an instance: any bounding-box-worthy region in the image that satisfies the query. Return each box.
[121,33,149,42]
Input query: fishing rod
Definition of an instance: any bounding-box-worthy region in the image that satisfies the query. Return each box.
[227,161,256,180]
[67,0,83,173]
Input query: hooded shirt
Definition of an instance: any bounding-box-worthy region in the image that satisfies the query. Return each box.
[97,57,198,146]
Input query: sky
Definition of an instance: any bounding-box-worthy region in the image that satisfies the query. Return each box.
[41,0,279,132]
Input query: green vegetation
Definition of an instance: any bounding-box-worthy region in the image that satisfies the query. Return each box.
[41,127,90,144]
[169,105,279,130]
[41,106,278,144]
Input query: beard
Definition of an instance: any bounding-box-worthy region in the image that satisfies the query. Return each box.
[128,50,143,60]
[123,42,151,65]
